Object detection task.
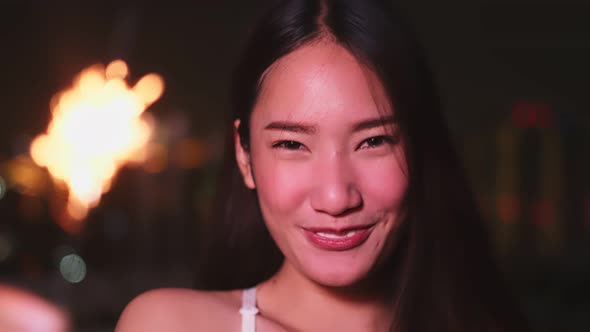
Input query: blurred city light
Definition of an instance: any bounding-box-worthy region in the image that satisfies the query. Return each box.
[496,126,521,225]
[29,59,164,224]
[511,100,553,129]
[0,175,6,200]
[497,194,521,225]
[0,233,13,263]
[59,253,87,284]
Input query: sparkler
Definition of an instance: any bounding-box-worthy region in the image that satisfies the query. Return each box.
[30,60,164,227]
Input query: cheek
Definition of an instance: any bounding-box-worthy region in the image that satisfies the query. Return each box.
[252,155,311,218]
[358,156,407,210]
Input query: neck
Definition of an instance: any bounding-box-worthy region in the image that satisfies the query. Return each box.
[257,261,395,332]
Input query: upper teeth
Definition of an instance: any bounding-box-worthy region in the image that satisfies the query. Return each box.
[315,231,356,239]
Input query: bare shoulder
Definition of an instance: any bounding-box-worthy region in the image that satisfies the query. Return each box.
[115,288,242,332]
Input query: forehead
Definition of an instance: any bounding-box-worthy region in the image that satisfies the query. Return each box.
[252,41,392,124]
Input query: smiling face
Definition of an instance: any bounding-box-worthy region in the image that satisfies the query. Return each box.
[235,41,408,287]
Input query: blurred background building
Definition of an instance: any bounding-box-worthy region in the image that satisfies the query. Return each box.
[0,1,588,331]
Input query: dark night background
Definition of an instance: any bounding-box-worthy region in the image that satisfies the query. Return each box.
[0,0,589,331]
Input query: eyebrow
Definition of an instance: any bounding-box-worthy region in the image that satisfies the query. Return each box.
[352,115,396,132]
[264,115,395,134]
[264,121,317,134]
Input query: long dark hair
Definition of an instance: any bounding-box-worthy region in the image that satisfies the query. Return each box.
[197,0,529,331]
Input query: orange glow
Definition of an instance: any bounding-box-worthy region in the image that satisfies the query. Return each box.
[105,59,128,80]
[3,155,48,196]
[143,142,168,174]
[134,73,165,105]
[30,59,164,221]
[174,138,206,169]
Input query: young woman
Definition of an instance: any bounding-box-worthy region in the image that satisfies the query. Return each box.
[116,0,529,331]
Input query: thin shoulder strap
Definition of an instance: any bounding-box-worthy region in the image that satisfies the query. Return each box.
[240,287,259,332]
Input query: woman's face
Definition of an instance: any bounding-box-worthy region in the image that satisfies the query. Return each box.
[235,42,408,287]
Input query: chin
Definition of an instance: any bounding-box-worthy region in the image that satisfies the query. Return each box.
[303,258,373,288]
[314,275,363,288]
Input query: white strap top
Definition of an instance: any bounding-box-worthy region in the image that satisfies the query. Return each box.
[239,287,259,332]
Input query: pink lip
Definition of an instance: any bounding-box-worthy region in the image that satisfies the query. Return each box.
[303,224,374,251]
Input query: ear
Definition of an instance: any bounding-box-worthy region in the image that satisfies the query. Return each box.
[234,119,256,189]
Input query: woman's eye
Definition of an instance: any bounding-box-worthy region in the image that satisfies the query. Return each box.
[272,140,305,151]
[359,135,398,149]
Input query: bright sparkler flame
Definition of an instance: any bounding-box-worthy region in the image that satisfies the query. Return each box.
[30,60,164,224]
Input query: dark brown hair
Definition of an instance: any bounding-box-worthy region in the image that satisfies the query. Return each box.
[198,1,529,331]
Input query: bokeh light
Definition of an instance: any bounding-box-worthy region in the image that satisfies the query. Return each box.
[59,253,87,284]
[0,233,13,263]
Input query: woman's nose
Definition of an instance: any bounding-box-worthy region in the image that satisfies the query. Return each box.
[309,153,362,216]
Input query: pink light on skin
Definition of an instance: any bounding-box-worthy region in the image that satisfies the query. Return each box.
[235,42,407,288]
